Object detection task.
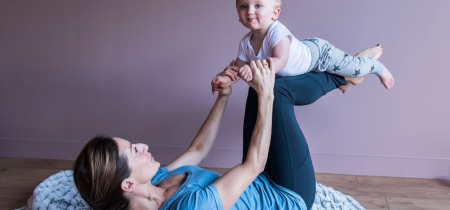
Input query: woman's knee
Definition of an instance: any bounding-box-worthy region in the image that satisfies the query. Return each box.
[273,83,292,101]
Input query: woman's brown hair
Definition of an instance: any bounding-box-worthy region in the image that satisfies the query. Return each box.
[74,135,131,210]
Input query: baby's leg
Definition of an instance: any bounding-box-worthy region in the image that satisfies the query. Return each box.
[323,43,394,90]
[338,45,382,93]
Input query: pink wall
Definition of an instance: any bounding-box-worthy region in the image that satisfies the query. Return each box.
[1,0,449,180]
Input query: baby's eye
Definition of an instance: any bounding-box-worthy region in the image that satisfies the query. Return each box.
[134,147,138,153]
[255,4,262,9]
[240,5,248,9]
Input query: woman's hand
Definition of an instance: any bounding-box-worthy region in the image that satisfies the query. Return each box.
[247,58,275,97]
[218,84,232,97]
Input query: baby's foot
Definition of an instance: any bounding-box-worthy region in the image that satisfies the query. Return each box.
[338,83,351,94]
[355,44,383,60]
[378,67,395,89]
[339,76,365,93]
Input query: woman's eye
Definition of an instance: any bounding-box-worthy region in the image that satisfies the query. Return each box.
[134,147,138,153]
[255,4,262,8]
[240,5,248,9]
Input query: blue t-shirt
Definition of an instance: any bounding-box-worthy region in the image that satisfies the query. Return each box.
[151,165,307,210]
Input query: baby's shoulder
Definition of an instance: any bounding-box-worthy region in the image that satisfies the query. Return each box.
[269,21,291,35]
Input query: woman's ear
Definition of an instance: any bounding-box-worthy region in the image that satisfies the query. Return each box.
[121,178,136,192]
[272,8,281,20]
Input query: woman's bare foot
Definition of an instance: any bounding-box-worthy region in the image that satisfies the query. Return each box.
[355,44,383,60]
[339,76,365,93]
[379,67,395,89]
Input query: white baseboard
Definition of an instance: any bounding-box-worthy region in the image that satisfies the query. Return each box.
[1,138,449,180]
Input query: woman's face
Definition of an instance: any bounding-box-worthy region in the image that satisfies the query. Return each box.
[114,137,160,185]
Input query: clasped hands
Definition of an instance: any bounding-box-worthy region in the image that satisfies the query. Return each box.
[212,58,275,97]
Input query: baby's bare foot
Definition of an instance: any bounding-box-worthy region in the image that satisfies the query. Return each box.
[355,44,383,60]
[339,76,365,93]
[346,76,365,86]
[379,67,395,89]
[339,83,351,94]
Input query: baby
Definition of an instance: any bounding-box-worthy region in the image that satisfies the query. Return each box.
[212,0,394,94]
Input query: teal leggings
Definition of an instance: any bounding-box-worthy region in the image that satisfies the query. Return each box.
[242,72,346,210]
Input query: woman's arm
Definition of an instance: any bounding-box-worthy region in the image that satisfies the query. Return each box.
[213,58,275,210]
[166,86,231,172]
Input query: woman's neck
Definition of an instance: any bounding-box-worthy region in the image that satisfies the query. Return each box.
[130,183,166,209]
[130,174,188,209]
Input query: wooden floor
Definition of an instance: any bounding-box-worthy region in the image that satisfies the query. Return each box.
[1,157,449,210]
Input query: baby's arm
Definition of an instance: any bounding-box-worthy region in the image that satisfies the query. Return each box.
[239,37,290,82]
[211,58,248,95]
[270,36,290,73]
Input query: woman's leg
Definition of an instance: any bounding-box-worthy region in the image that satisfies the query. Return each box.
[242,72,346,210]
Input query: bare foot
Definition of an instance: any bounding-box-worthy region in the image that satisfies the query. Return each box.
[338,83,351,94]
[339,76,365,93]
[379,67,395,89]
[339,44,386,93]
[354,44,383,60]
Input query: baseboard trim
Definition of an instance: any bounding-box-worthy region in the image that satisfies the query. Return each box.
[1,138,449,180]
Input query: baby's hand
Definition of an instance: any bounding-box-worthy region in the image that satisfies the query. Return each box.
[239,65,253,82]
[211,60,239,95]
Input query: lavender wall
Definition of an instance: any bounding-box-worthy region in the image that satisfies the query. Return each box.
[1,0,449,180]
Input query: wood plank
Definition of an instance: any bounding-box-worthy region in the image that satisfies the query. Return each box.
[357,175,450,193]
[324,183,450,200]
[0,187,32,210]
[0,175,46,189]
[0,157,74,169]
[0,200,27,210]
[386,197,450,210]
[316,173,358,186]
[0,167,70,179]
[351,196,389,210]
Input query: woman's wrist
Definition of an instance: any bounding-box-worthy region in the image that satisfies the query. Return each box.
[257,92,274,102]
[217,93,231,100]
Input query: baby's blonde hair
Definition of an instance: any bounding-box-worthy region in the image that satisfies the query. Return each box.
[236,0,282,8]
[274,0,282,8]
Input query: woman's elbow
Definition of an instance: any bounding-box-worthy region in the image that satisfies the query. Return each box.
[243,159,266,174]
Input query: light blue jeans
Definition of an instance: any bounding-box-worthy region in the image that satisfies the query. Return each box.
[302,37,385,77]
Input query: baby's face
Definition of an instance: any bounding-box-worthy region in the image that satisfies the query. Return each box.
[236,0,280,30]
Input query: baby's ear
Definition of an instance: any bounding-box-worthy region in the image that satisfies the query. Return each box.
[272,7,281,20]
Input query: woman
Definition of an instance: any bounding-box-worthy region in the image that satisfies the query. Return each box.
[74,58,347,209]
